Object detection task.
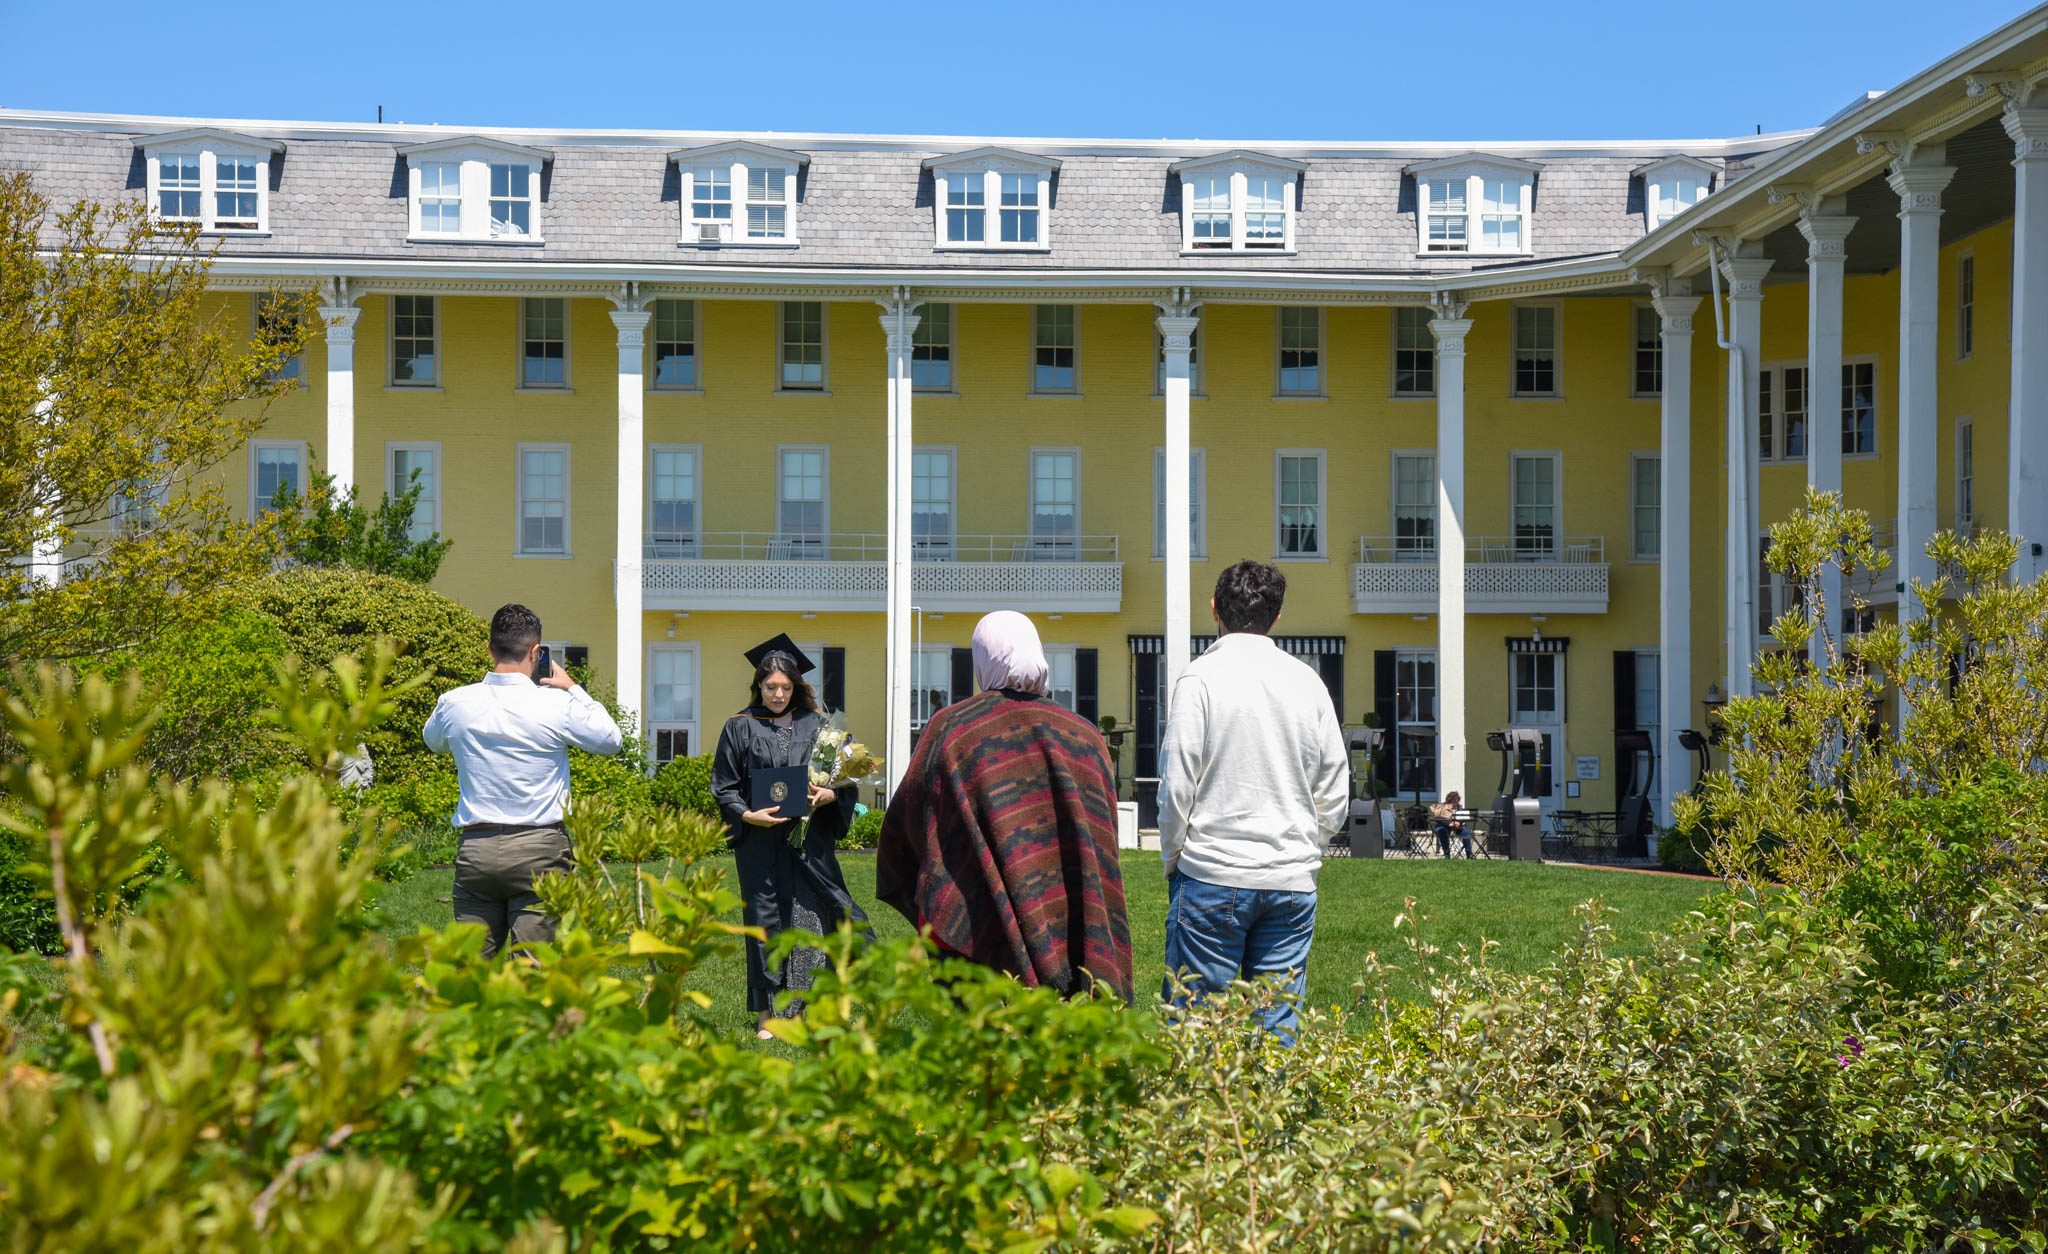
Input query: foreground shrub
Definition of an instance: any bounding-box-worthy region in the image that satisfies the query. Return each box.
[647,752,717,817]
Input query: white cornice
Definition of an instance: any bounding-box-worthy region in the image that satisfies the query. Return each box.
[1166,149,1309,175]
[919,145,1061,172]
[131,126,283,154]
[1403,152,1545,177]
[668,139,811,168]
[1631,154,1718,179]
[396,134,550,162]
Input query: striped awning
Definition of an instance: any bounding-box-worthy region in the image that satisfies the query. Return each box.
[1505,635,1572,654]
[1128,634,1346,656]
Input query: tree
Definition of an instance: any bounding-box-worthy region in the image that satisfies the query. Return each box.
[281,469,453,584]
[0,171,314,664]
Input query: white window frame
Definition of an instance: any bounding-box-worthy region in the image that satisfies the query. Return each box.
[1509,450,1563,560]
[1631,648,1663,815]
[1390,307,1436,399]
[922,148,1058,251]
[648,443,702,554]
[775,444,830,550]
[139,129,282,234]
[1406,155,1539,256]
[1390,450,1436,562]
[1637,155,1716,232]
[388,294,442,389]
[1043,645,1080,713]
[912,445,958,557]
[777,301,829,393]
[248,439,306,517]
[1841,355,1881,459]
[386,440,443,541]
[1275,306,1325,398]
[1956,249,1975,362]
[911,646,954,730]
[1630,302,1663,399]
[1955,415,1975,535]
[1273,448,1328,561]
[1511,302,1562,398]
[253,293,304,387]
[649,298,700,392]
[1030,304,1081,396]
[399,137,547,244]
[1169,152,1304,254]
[1630,451,1660,562]
[517,297,571,391]
[515,442,573,558]
[645,643,700,765]
[670,141,807,248]
[912,302,955,393]
[1027,446,1082,556]
[1393,648,1439,800]
[1758,360,1812,464]
[1154,324,1203,397]
[1151,447,1208,560]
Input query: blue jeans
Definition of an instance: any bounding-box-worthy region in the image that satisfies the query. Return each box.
[1162,871,1318,1043]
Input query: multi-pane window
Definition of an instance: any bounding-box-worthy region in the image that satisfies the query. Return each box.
[489,163,533,236]
[690,166,732,230]
[1393,307,1435,397]
[418,163,462,233]
[520,298,567,388]
[1513,654,1559,715]
[912,648,953,729]
[1151,448,1206,559]
[779,301,825,390]
[1424,179,1467,251]
[777,447,828,548]
[1278,307,1321,395]
[1479,177,1523,251]
[1759,538,1803,637]
[388,444,440,541]
[1956,417,1975,534]
[912,448,955,556]
[1646,173,1709,229]
[650,447,698,550]
[1632,650,1661,791]
[1190,176,1230,247]
[251,442,302,515]
[1394,650,1438,797]
[912,303,953,391]
[652,299,697,388]
[1512,305,1559,396]
[1957,253,1975,360]
[255,296,302,383]
[1631,454,1660,560]
[214,156,259,227]
[1033,305,1077,393]
[647,646,698,764]
[1245,177,1286,246]
[1000,173,1039,243]
[1841,361,1877,455]
[1633,304,1663,397]
[1393,453,1435,560]
[1046,648,1079,712]
[1511,453,1558,558]
[518,446,569,555]
[1156,325,1200,394]
[1417,165,1534,254]
[1276,452,1323,557]
[157,154,203,219]
[747,166,790,239]
[944,174,985,243]
[146,139,276,232]
[1759,365,1810,462]
[390,295,437,387]
[1030,448,1079,554]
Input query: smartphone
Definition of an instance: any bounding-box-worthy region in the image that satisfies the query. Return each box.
[531,644,551,685]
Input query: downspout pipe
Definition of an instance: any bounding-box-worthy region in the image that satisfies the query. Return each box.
[1702,235,1756,699]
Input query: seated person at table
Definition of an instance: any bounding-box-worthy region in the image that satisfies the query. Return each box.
[1430,791,1473,859]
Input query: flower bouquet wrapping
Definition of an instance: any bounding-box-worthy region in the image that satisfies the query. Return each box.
[790,714,883,848]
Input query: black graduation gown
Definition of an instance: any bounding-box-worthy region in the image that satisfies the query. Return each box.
[710,706,872,1014]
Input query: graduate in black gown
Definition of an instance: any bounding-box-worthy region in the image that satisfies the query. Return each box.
[710,635,871,1038]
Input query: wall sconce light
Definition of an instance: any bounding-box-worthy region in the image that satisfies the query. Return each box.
[1701,682,1728,745]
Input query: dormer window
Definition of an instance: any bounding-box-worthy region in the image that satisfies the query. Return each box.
[671,141,807,247]
[1169,151,1305,253]
[1405,155,1541,256]
[1636,155,1717,231]
[921,147,1059,250]
[137,129,283,234]
[398,136,548,243]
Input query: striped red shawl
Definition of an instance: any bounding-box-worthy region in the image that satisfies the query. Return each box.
[875,689,1133,1002]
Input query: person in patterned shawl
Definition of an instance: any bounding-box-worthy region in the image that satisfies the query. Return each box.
[876,611,1133,1002]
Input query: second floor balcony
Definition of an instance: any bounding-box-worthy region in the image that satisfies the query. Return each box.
[638,532,1123,614]
[1351,535,1610,615]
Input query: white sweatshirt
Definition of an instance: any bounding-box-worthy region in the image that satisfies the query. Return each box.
[1158,632,1350,893]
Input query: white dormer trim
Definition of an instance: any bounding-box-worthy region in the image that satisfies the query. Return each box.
[136,128,283,235]
[1634,155,1718,232]
[922,147,1059,251]
[398,136,548,245]
[1168,150,1306,254]
[1405,154,1542,257]
[670,141,809,249]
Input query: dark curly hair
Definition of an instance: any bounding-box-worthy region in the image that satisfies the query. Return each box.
[488,603,543,663]
[750,654,821,715]
[1213,560,1287,635]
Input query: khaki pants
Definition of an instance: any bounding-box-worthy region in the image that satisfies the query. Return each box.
[453,823,573,958]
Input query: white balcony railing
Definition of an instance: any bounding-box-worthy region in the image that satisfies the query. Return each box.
[637,532,1122,613]
[1350,535,1609,615]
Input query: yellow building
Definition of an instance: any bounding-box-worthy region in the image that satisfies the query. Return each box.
[5,7,2046,849]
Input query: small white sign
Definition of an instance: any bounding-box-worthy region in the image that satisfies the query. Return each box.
[1574,754,1602,781]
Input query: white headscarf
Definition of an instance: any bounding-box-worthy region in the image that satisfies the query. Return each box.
[971,611,1051,697]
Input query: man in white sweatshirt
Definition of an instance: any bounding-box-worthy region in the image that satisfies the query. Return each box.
[1158,560,1349,1041]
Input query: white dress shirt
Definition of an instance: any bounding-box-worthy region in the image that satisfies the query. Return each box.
[423,672,624,828]
[1158,632,1349,893]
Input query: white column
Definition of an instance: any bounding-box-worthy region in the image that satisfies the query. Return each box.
[318,295,362,494]
[1429,309,1473,803]
[1720,254,1771,698]
[610,303,652,736]
[1888,150,1956,623]
[1157,307,1200,702]
[2006,106,2048,580]
[28,382,60,586]
[880,295,921,798]
[1797,205,1856,636]
[1653,291,1702,831]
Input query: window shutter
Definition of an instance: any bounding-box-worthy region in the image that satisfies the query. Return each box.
[1134,655,1159,780]
[564,645,589,669]
[1075,648,1098,724]
[950,647,974,705]
[1372,650,1397,793]
[1316,653,1344,726]
[822,647,845,714]
[1613,652,1638,800]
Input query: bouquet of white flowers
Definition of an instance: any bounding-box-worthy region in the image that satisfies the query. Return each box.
[790,713,883,848]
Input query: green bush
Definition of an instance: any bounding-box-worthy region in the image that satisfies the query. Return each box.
[841,804,883,849]
[648,752,718,816]
[75,606,290,782]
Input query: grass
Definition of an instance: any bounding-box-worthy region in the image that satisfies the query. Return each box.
[371,851,1719,1036]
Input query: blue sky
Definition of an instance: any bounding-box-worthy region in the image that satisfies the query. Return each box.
[0,0,2033,140]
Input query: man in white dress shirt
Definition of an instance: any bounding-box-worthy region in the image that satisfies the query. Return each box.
[423,604,624,957]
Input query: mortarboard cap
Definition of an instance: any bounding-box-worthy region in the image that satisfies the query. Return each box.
[743,633,816,675]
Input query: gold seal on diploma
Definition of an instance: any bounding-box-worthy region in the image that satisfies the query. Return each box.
[770,780,789,803]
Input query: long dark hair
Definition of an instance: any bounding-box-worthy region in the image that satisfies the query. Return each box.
[749,655,821,716]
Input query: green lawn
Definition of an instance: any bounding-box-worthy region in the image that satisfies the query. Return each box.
[371,852,1717,1034]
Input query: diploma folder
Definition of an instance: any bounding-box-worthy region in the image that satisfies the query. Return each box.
[749,766,813,819]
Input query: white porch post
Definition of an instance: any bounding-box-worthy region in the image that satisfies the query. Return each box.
[1796,204,1856,635]
[610,297,652,736]
[28,383,59,586]
[317,282,362,495]
[1888,149,1956,623]
[880,292,921,798]
[1429,303,1473,803]
[1157,298,1200,702]
[1652,289,1702,831]
[2004,104,2048,579]
[1720,253,1771,698]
